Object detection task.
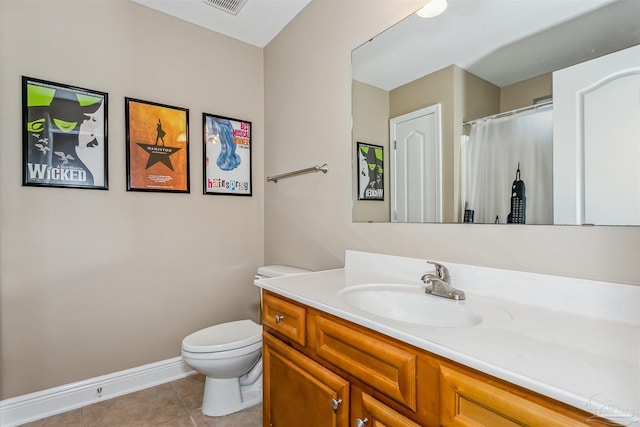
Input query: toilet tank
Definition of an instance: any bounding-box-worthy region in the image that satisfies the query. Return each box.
[255,265,311,280]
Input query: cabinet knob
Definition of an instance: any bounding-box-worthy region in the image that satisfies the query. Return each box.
[330,398,342,411]
[355,418,369,427]
[274,314,284,323]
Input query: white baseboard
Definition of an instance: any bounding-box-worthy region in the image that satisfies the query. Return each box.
[0,357,195,427]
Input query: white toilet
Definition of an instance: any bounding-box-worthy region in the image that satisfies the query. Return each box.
[181,265,310,417]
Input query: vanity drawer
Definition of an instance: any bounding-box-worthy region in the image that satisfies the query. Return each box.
[439,363,605,427]
[351,388,421,427]
[313,314,417,411]
[262,291,306,347]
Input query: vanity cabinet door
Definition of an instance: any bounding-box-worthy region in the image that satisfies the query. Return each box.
[263,332,349,427]
[351,388,422,427]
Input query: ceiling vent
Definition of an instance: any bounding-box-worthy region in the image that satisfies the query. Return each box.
[202,0,248,15]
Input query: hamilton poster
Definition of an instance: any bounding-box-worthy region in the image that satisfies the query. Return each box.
[125,98,189,193]
[22,77,108,189]
[203,113,252,196]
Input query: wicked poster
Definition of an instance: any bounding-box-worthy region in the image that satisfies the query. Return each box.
[357,142,384,200]
[22,77,108,190]
[125,98,189,193]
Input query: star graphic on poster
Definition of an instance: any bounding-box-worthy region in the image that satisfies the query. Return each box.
[136,143,182,171]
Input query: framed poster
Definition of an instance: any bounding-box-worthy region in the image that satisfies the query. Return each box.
[125,98,189,193]
[203,113,252,196]
[357,142,384,200]
[22,76,108,190]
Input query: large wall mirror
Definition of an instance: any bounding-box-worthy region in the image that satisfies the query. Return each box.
[352,0,640,225]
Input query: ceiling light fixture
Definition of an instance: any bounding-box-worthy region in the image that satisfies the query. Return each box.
[417,0,448,18]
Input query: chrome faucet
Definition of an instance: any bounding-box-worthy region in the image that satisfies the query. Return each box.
[421,261,465,300]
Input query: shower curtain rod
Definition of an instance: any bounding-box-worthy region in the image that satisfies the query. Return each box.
[463,99,553,126]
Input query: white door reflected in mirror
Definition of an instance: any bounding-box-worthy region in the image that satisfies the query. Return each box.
[553,45,640,226]
[391,104,442,223]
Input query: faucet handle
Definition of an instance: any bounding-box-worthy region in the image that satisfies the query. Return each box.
[427,261,450,281]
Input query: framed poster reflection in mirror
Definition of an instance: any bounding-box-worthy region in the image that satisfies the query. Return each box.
[357,142,384,201]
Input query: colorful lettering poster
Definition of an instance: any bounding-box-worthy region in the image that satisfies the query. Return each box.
[203,113,252,196]
[22,77,108,190]
[125,98,189,193]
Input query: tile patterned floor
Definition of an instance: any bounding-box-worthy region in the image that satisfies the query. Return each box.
[21,375,262,427]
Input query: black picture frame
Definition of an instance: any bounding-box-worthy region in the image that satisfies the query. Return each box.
[357,142,384,200]
[203,113,252,196]
[125,98,190,193]
[22,76,108,190]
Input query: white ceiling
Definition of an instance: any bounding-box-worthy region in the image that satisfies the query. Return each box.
[353,0,640,90]
[132,0,640,89]
[131,0,312,47]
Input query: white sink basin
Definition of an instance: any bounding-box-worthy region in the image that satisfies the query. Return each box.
[338,284,511,328]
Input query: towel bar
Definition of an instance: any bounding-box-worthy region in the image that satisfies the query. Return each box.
[267,164,329,183]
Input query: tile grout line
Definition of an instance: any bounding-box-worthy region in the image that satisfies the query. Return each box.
[168,378,200,427]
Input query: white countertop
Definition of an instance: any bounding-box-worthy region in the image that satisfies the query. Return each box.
[255,251,640,426]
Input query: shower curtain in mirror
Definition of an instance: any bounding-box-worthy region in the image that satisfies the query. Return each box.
[462,106,553,224]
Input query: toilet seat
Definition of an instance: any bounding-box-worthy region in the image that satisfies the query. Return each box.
[182,319,262,353]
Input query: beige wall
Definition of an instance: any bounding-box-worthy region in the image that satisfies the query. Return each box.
[390,65,454,119]
[352,80,390,222]
[501,73,552,112]
[0,0,264,398]
[458,68,500,123]
[263,1,639,283]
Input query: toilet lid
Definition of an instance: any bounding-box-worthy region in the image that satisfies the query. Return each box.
[182,319,262,353]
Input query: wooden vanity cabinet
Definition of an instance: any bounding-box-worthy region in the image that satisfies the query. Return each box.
[261,291,618,427]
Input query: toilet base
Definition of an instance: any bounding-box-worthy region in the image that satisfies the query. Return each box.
[201,374,263,417]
